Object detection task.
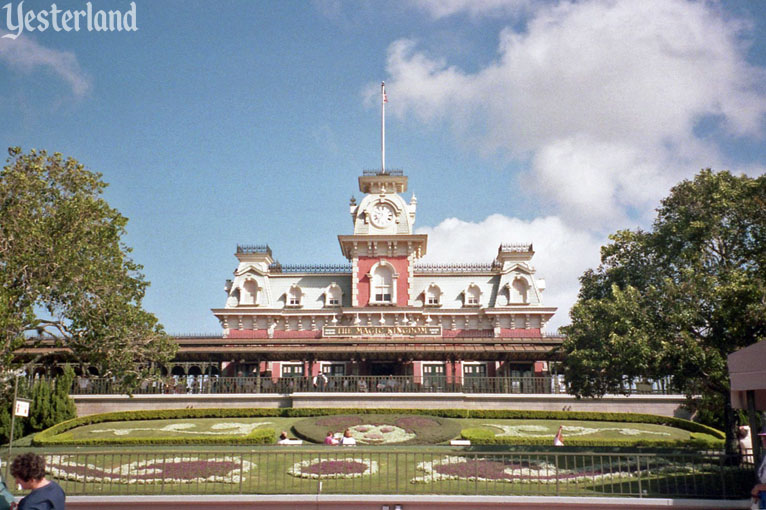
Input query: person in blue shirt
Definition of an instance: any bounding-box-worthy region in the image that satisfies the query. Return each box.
[9,453,65,510]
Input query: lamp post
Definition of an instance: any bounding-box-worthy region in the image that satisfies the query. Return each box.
[5,371,19,481]
[5,371,30,482]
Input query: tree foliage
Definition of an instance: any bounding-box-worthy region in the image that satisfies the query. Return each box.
[0,147,176,389]
[561,169,766,452]
[0,367,77,445]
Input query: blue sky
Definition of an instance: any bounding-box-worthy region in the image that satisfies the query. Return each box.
[2,0,766,334]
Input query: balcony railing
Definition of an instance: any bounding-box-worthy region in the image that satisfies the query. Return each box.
[413,262,503,273]
[268,263,351,274]
[68,375,674,396]
[39,450,752,498]
[236,244,272,256]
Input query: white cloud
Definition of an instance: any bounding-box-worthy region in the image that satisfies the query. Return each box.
[381,0,766,229]
[0,32,91,97]
[414,0,533,19]
[417,214,605,331]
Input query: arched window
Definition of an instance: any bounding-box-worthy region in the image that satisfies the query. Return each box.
[326,283,342,307]
[371,264,394,304]
[240,279,258,305]
[425,283,441,306]
[510,277,529,304]
[464,283,481,307]
[287,285,303,307]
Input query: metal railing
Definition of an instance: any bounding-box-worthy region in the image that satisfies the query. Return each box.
[38,450,752,498]
[236,244,272,256]
[68,375,674,396]
[363,169,403,176]
[268,263,351,274]
[413,262,502,273]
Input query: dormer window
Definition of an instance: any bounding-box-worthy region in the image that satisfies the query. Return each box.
[325,283,343,307]
[425,283,442,307]
[511,277,529,304]
[369,260,398,305]
[240,278,258,306]
[464,283,481,307]
[287,284,303,307]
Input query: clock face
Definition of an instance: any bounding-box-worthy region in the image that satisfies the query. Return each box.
[370,203,395,227]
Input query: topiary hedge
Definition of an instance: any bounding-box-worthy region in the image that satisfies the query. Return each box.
[32,407,723,447]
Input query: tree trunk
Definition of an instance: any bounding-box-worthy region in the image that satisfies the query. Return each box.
[722,390,738,457]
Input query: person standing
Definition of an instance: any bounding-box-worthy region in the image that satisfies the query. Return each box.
[10,453,65,510]
[738,426,754,463]
[553,426,564,447]
[752,432,766,509]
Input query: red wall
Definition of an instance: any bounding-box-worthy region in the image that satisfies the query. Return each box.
[356,256,409,306]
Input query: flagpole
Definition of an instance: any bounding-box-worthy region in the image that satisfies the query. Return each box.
[381,81,386,173]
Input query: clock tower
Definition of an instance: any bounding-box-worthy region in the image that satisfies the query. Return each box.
[338,169,427,307]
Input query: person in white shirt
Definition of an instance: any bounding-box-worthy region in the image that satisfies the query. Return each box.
[751,432,766,509]
[553,426,564,446]
[340,429,357,446]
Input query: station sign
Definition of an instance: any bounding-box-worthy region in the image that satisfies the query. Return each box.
[14,398,31,417]
[323,325,442,337]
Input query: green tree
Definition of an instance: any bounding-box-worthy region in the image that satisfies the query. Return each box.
[561,169,766,453]
[0,147,176,391]
[28,378,53,431]
[51,366,77,424]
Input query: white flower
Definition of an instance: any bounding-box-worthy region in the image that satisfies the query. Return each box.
[90,421,272,437]
[347,424,415,444]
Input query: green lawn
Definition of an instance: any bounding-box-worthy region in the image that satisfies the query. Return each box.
[64,417,297,440]
[50,415,692,446]
[33,447,747,499]
[459,419,690,441]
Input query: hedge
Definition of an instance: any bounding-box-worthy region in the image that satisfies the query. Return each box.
[32,407,724,447]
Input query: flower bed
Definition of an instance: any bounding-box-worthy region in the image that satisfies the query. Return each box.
[288,458,378,479]
[47,455,254,484]
[293,414,460,444]
[410,455,685,484]
[346,424,415,444]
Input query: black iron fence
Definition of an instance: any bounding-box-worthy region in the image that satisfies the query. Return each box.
[67,375,673,396]
[38,449,752,498]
